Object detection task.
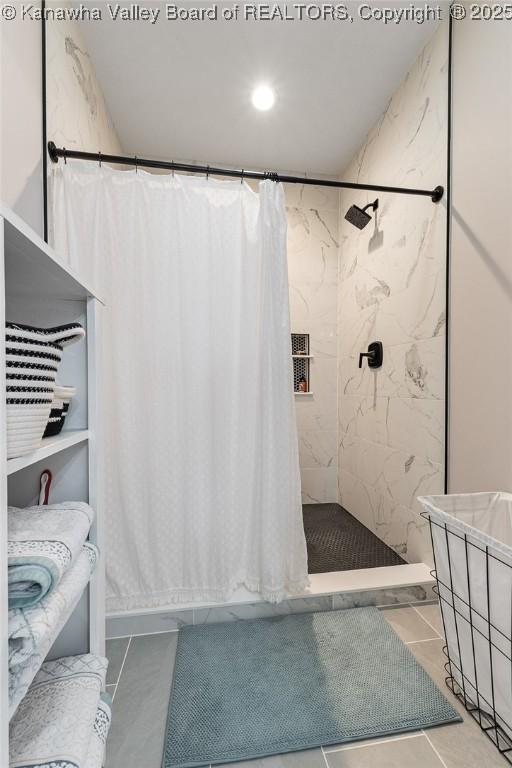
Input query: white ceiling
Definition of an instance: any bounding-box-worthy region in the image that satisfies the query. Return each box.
[78,3,439,175]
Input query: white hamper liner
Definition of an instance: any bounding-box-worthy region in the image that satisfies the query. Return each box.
[5,322,85,458]
[419,492,512,747]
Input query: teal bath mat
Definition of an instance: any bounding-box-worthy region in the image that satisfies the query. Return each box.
[163,607,460,767]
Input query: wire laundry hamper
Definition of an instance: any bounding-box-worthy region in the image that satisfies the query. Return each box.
[419,492,512,763]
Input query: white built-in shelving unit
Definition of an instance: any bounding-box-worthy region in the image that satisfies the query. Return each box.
[6,430,90,476]
[0,205,105,764]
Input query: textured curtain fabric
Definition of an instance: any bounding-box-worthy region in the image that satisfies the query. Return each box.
[50,162,308,611]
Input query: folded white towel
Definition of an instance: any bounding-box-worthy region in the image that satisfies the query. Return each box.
[9,653,108,768]
[8,501,95,608]
[8,544,99,718]
[85,694,112,768]
[9,543,98,668]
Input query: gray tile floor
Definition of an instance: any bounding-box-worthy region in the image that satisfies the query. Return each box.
[105,603,507,768]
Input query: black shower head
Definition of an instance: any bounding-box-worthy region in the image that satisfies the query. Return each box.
[344,199,379,230]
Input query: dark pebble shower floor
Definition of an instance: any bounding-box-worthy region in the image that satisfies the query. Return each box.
[303,503,405,573]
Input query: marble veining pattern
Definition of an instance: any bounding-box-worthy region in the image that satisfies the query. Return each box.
[64,36,98,118]
[286,183,339,503]
[44,11,446,557]
[106,587,434,637]
[46,1,122,155]
[337,25,448,564]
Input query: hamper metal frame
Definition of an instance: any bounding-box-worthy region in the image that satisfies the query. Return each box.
[422,509,512,763]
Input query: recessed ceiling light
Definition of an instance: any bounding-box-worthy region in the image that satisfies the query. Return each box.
[252,85,275,111]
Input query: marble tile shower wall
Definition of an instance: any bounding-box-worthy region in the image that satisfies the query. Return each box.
[285,183,340,504]
[337,25,448,563]
[106,583,432,636]
[46,2,122,156]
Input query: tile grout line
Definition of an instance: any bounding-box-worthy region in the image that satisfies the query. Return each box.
[378,600,432,610]
[410,599,438,607]
[320,745,331,768]
[106,633,134,640]
[323,732,426,754]
[106,605,435,638]
[410,602,443,639]
[107,682,117,701]
[105,595,439,639]
[108,627,181,640]
[422,730,450,768]
[112,635,132,701]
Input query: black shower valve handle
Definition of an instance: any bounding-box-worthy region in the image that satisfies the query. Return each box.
[358,351,375,368]
[359,341,384,369]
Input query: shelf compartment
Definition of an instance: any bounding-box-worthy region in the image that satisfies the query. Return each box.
[291,333,311,394]
[291,333,309,357]
[1,206,104,304]
[8,547,96,718]
[7,430,90,476]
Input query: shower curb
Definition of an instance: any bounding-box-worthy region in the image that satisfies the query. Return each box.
[106,567,435,638]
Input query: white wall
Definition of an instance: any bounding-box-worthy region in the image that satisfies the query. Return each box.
[449,13,512,492]
[1,6,44,234]
[0,2,121,239]
[337,24,448,563]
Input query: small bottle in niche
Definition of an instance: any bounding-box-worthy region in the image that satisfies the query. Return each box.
[298,376,308,393]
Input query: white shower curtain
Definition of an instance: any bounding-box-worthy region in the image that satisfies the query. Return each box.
[50,161,308,611]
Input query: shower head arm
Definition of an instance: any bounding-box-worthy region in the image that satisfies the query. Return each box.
[362,199,379,213]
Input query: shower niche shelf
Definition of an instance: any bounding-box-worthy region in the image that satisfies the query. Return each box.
[292,333,312,395]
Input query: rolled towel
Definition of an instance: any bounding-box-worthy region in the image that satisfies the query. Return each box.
[9,543,98,669]
[85,693,113,768]
[9,653,108,768]
[8,501,94,609]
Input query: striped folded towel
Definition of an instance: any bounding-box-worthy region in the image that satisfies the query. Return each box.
[9,543,98,668]
[85,694,113,768]
[9,653,108,768]
[8,501,95,609]
[8,543,99,716]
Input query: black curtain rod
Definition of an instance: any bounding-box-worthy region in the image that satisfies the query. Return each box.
[48,142,444,203]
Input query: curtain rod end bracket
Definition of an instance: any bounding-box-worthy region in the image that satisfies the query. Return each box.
[48,141,60,163]
[432,185,444,203]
